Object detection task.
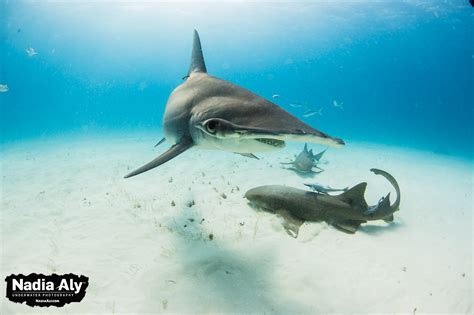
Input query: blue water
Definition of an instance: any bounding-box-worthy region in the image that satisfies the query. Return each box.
[1,1,473,158]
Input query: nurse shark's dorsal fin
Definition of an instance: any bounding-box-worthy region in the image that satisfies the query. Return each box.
[336,182,369,210]
[188,29,207,76]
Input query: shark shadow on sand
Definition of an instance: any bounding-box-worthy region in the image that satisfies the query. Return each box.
[142,206,313,313]
[139,201,314,314]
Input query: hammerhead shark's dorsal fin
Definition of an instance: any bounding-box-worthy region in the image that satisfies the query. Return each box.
[337,182,369,209]
[124,137,193,178]
[188,30,207,76]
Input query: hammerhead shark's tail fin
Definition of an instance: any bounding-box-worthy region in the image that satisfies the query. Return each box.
[188,30,207,76]
[124,137,193,178]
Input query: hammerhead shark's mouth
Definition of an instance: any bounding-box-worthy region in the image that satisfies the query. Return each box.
[255,138,285,148]
[196,117,344,148]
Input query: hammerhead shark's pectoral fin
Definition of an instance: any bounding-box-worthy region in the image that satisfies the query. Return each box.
[124,137,193,178]
[154,137,166,148]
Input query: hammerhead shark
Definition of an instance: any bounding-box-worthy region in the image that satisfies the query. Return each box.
[125,30,344,178]
[245,169,401,236]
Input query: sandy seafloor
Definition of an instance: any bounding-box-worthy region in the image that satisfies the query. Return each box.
[0,131,472,314]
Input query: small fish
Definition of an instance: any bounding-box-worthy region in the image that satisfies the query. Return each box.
[272,94,280,99]
[138,81,148,91]
[303,111,318,118]
[0,84,8,93]
[332,100,344,110]
[26,47,37,57]
[289,102,304,108]
[303,108,323,118]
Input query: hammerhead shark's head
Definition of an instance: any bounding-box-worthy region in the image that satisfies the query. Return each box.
[125,30,344,178]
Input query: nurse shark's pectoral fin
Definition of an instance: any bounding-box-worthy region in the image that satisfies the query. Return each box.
[332,219,365,234]
[275,209,304,238]
[124,137,194,178]
[312,148,327,161]
[310,167,324,174]
[383,214,394,223]
[313,164,325,171]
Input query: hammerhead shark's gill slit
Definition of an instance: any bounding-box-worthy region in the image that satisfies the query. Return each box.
[255,138,285,148]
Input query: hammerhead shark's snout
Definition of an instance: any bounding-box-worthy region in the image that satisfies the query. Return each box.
[124,30,345,178]
[331,137,345,146]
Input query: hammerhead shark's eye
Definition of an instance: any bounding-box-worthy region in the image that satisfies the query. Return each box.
[205,120,219,134]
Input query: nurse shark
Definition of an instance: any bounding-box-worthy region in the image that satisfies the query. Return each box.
[245,169,401,236]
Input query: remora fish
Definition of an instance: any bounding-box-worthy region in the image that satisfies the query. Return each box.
[124,30,344,178]
[245,168,400,236]
[303,183,348,194]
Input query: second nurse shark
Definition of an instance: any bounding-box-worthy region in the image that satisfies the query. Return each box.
[125,30,344,178]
